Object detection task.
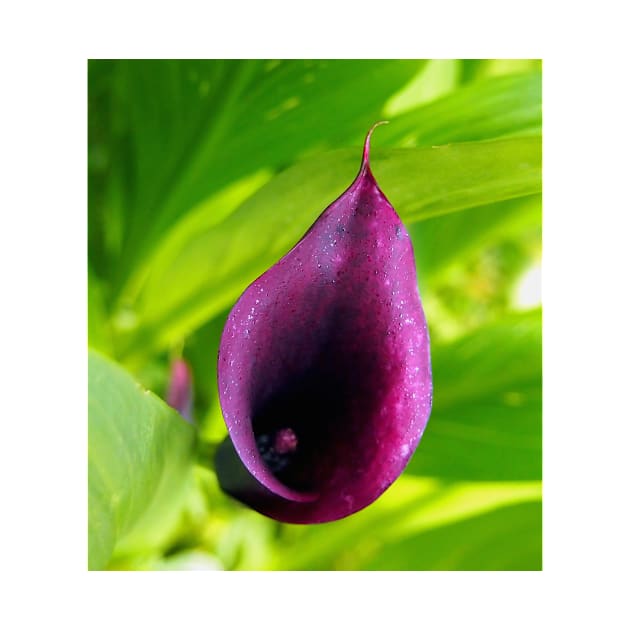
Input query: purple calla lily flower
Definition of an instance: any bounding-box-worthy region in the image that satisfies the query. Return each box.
[216,123,432,524]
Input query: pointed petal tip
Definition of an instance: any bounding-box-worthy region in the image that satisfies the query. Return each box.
[362,120,390,168]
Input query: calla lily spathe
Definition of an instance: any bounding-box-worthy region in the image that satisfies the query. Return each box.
[216,124,432,524]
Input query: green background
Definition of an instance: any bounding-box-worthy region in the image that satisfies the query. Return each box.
[88,59,542,570]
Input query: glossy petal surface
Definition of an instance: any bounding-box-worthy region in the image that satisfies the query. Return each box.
[216,125,432,523]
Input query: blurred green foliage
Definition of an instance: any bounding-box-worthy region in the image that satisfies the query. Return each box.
[88,59,542,571]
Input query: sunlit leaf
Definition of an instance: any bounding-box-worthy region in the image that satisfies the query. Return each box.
[116,137,541,359]
[88,351,196,569]
[268,475,541,570]
[361,499,542,570]
[406,309,542,481]
[377,71,542,148]
[410,194,541,284]
[385,59,461,116]
[89,60,424,289]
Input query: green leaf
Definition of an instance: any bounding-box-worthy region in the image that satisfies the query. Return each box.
[384,59,461,115]
[88,266,113,355]
[377,71,542,148]
[115,136,541,359]
[406,309,542,481]
[268,476,541,570]
[361,500,542,570]
[88,350,196,569]
[91,60,424,290]
[410,193,541,284]
[375,137,541,222]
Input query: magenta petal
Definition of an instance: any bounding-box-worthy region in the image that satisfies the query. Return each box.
[216,124,432,524]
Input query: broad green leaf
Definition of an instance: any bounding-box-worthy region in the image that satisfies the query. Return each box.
[114,136,541,359]
[377,138,541,222]
[361,500,542,570]
[89,60,424,290]
[384,59,461,116]
[377,71,542,148]
[115,170,275,314]
[406,309,542,481]
[88,350,196,569]
[268,475,541,571]
[410,193,542,284]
